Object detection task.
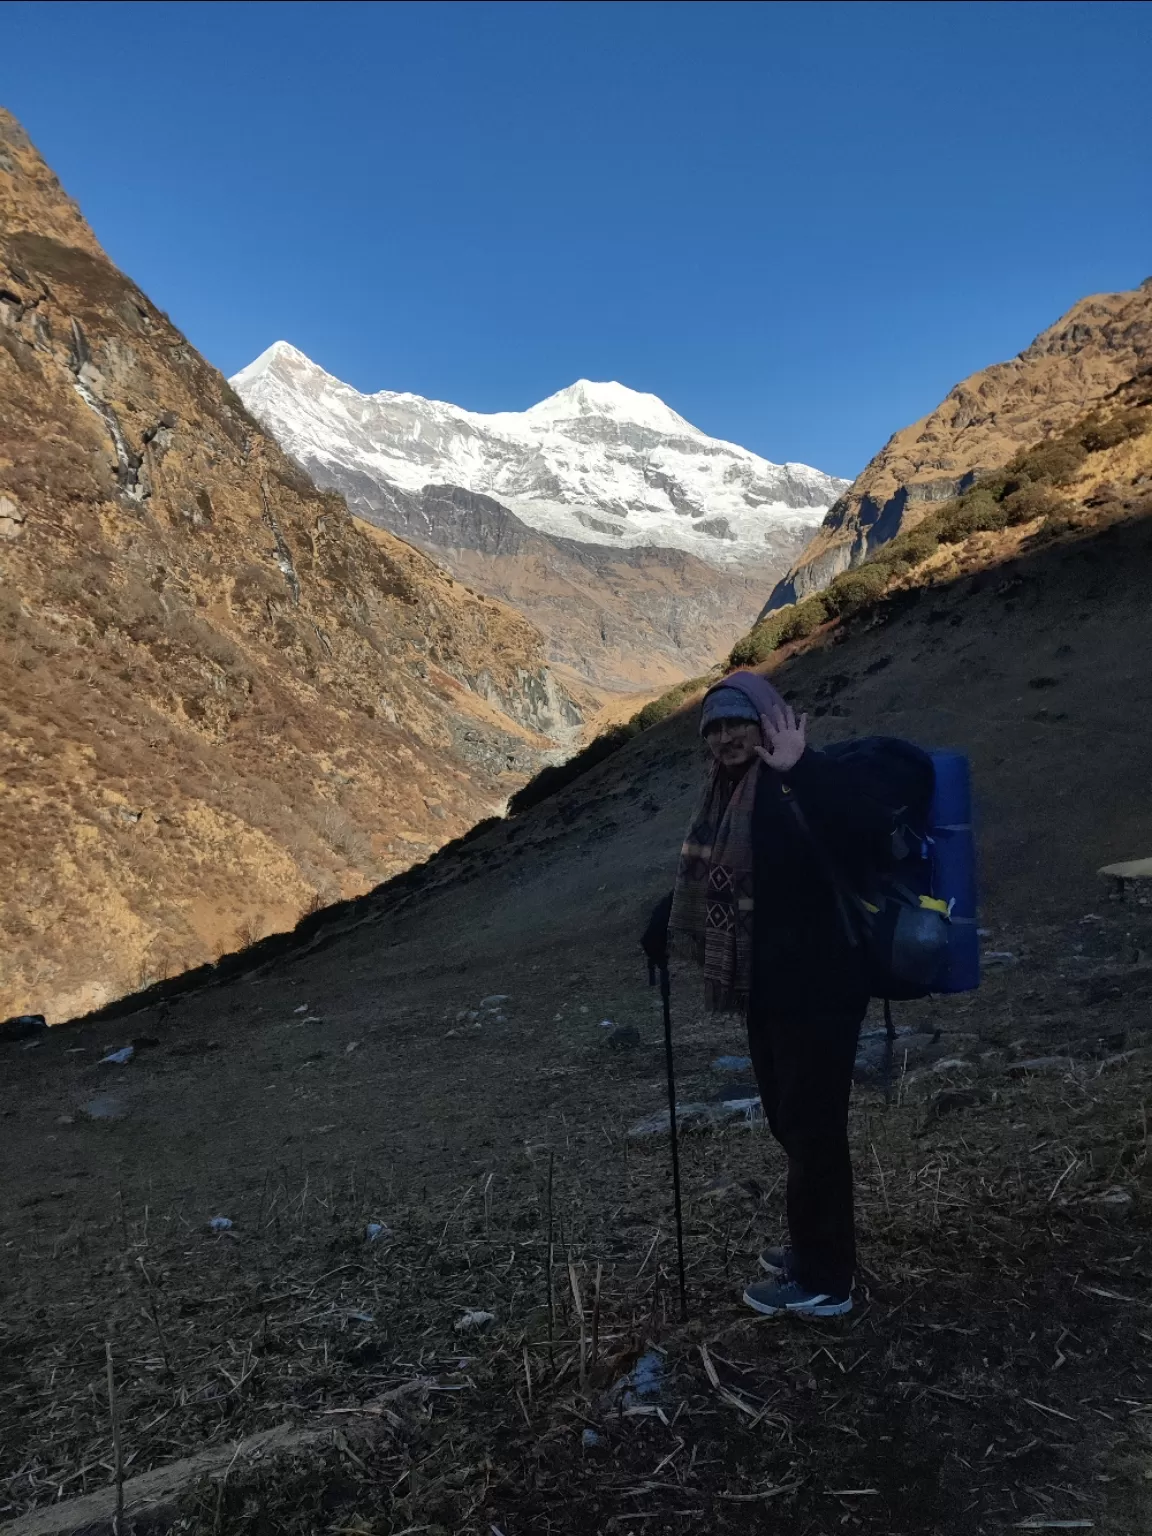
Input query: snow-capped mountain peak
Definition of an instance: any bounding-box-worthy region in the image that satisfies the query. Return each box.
[518,378,701,436]
[232,339,308,382]
[231,343,850,567]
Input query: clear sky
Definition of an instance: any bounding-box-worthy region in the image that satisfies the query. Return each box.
[3,0,1150,479]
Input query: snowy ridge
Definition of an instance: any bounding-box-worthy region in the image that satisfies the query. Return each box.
[231,342,849,567]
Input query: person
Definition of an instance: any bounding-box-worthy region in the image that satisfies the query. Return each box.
[642,670,894,1318]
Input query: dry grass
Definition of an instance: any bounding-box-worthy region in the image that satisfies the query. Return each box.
[4,910,1151,1535]
[0,203,577,1023]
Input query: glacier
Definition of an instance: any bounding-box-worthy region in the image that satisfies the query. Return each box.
[231,342,849,569]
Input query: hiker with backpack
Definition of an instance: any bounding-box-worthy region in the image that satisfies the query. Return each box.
[642,670,974,1319]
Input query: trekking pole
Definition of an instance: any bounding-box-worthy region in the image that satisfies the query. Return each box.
[651,959,688,1321]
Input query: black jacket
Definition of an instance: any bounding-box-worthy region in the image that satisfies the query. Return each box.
[750,747,893,1007]
[642,747,894,1007]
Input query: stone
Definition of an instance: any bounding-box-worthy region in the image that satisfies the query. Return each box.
[606,1025,640,1050]
[854,1026,936,1082]
[455,1309,495,1331]
[81,1095,127,1121]
[929,1089,981,1119]
[0,494,25,539]
[1099,858,1152,881]
[1096,1187,1134,1217]
[1100,859,1152,904]
[712,1055,753,1073]
[628,1098,762,1138]
[612,1349,666,1408]
[0,1013,47,1043]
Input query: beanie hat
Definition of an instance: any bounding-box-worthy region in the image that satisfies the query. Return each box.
[699,686,761,732]
[698,669,788,736]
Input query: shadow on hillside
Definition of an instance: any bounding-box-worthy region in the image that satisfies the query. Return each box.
[58,501,1151,1032]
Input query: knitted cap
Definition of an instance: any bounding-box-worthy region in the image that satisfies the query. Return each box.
[698,669,787,736]
[699,686,761,732]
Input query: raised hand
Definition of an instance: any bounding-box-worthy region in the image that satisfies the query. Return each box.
[756,703,808,773]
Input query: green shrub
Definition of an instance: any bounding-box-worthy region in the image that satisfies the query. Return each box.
[891,526,941,568]
[969,471,1011,503]
[632,675,710,731]
[1001,483,1070,526]
[1035,513,1078,542]
[777,595,829,643]
[1080,407,1152,453]
[936,490,1009,543]
[728,631,771,668]
[1008,439,1087,486]
[729,610,792,667]
[824,563,890,616]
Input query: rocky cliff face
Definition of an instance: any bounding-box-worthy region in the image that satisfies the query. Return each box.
[233,343,848,691]
[304,471,777,691]
[0,108,588,1022]
[766,280,1152,611]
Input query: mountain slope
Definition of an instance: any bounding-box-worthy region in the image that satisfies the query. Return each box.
[232,344,848,690]
[308,472,773,691]
[0,107,588,1023]
[767,279,1152,609]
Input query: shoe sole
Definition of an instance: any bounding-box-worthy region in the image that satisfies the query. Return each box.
[742,1288,853,1318]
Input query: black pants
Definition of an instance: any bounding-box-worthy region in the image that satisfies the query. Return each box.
[746,991,868,1298]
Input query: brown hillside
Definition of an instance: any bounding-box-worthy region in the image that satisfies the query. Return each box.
[769,278,1152,607]
[0,107,587,1023]
[2,380,1152,1534]
[355,485,773,695]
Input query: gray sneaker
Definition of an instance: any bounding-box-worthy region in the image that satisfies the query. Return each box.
[758,1245,791,1276]
[743,1278,852,1318]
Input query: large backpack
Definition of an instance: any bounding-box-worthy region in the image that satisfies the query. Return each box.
[816,738,980,1008]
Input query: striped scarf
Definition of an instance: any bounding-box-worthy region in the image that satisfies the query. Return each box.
[669,760,761,1014]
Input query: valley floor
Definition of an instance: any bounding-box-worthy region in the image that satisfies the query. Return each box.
[3,880,1152,1536]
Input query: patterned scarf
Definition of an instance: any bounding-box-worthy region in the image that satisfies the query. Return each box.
[669,759,761,1014]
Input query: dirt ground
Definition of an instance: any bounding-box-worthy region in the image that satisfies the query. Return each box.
[4,512,1152,1535]
[3,895,1152,1536]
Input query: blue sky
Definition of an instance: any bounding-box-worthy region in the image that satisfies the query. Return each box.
[3,0,1150,479]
